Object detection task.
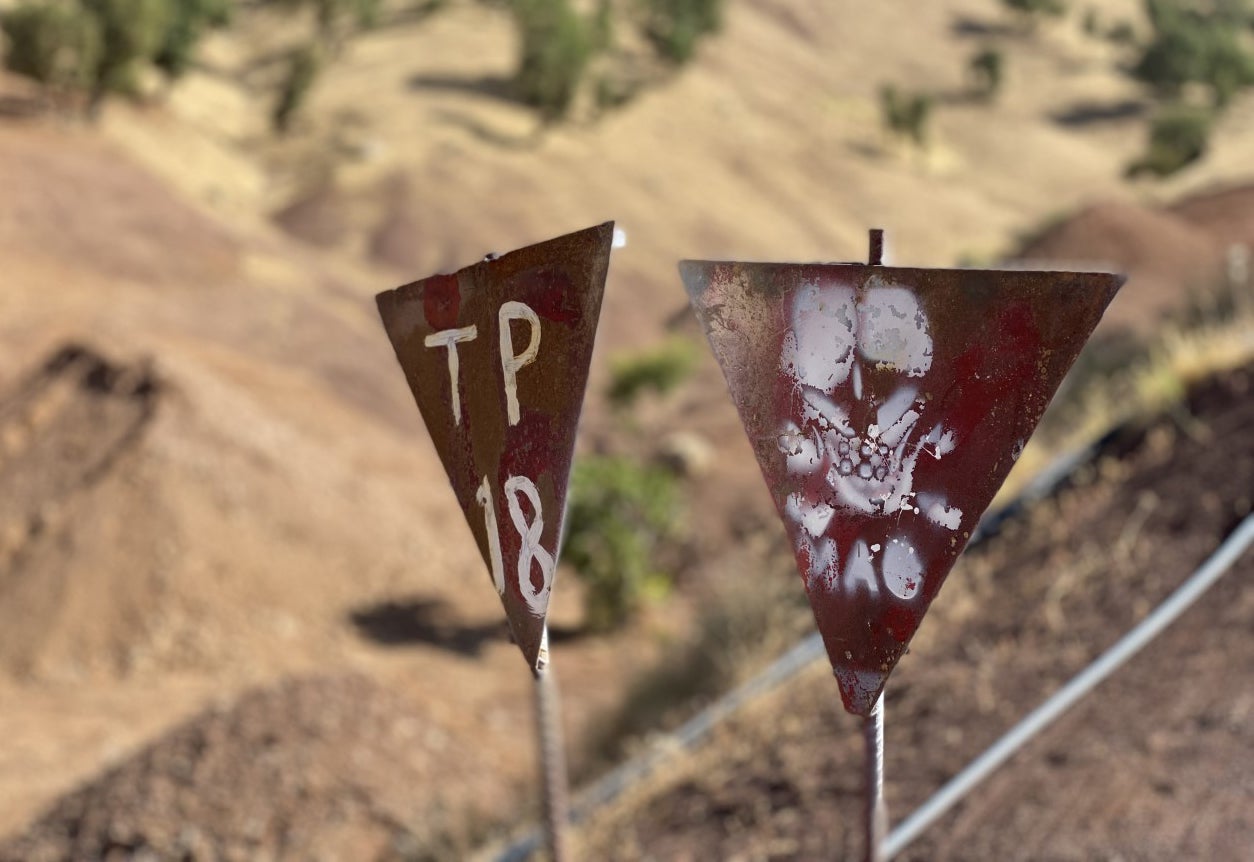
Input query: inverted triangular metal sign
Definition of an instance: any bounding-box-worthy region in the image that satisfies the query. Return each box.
[681,260,1123,714]
[377,223,613,671]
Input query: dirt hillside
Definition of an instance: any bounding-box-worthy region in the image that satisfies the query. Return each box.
[2,0,1254,854]
[0,109,666,839]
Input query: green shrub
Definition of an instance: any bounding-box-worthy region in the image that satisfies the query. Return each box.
[1002,0,1067,16]
[81,0,171,103]
[969,46,1004,100]
[1106,19,1137,44]
[562,456,683,633]
[1133,0,1254,107]
[1,1,102,91]
[154,0,232,80]
[265,0,381,41]
[606,338,697,408]
[510,0,592,120]
[644,0,723,64]
[272,42,321,132]
[880,84,932,146]
[1082,6,1100,34]
[1125,102,1212,178]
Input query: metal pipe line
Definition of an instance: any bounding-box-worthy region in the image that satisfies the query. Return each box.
[884,513,1254,858]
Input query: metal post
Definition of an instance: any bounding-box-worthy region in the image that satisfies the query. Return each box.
[868,228,885,267]
[860,228,888,862]
[863,692,887,862]
[533,629,570,862]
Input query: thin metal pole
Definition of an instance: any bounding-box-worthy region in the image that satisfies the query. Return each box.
[869,228,885,267]
[861,226,888,862]
[863,692,887,862]
[884,513,1254,859]
[533,629,570,862]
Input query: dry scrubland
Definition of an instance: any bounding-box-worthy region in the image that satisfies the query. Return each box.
[0,0,1251,857]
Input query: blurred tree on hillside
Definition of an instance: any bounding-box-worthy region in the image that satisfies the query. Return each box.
[1002,0,1068,20]
[564,455,684,633]
[644,0,723,64]
[969,46,1004,101]
[273,41,321,132]
[511,0,593,120]
[0,1,102,94]
[503,0,725,123]
[607,339,698,410]
[1133,0,1254,107]
[155,0,231,79]
[1125,102,1212,177]
[880,84,932,147]
[267,0,382,45]
[1,0,233,115]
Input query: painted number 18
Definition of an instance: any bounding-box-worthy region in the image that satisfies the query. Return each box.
[475,474,554,614]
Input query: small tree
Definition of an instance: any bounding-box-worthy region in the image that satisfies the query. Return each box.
[1002,0,1067,17]
[154,0,232,80]
[511,0,592,120]
[969,46,1004,101]
[1133,0,1254,108]
[80,0,172,111]
[272,42,320,132]
[563,456,683,632]
[880,84,932,147]
[266,0,380,40]
[644,0,723,65]
[1,1,102,93]
[606,339,697,409]
[1125,103,1212,178]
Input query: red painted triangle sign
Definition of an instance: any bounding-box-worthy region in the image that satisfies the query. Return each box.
[681,260,1123,715]
[377,223,613,671]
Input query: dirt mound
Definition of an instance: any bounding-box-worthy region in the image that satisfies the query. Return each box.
[368,174,432,274]
[0,674,508,862]
[272,182,352,247]
[0,344,166,678]
[1169,182,1254,250]
[579,363,1254,860]
[1010,200,1225,334]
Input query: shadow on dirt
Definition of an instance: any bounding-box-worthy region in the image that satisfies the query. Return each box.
[348,598,508,656]
[1051,99,1147,127]
[348,596,588,655]
[408,73,515,103]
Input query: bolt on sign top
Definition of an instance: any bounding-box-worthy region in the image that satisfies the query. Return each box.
[377,223,613,671]
[681,258,1123,715]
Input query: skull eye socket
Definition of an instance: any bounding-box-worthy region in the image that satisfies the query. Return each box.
[856,285,934,377]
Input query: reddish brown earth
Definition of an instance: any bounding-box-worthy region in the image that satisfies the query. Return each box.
[1011,200,1229,336]
[1169,182,1254,250]
[0,674,505,862]
[579,363,1254,861]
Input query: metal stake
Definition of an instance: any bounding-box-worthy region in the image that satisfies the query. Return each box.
[533,629,570,862]
[868,228,885,267]
[862,692,887,862]
[861,228,888,862]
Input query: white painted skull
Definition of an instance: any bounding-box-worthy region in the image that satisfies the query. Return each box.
[776,276,963,601]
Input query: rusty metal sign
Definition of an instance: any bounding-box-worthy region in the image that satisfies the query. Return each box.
[681,259,1123,715]
[377,223,613,671]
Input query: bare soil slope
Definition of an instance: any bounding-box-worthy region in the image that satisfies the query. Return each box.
[0,674,507,862]
[3,0,1254,853]
[0,114,661,839]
